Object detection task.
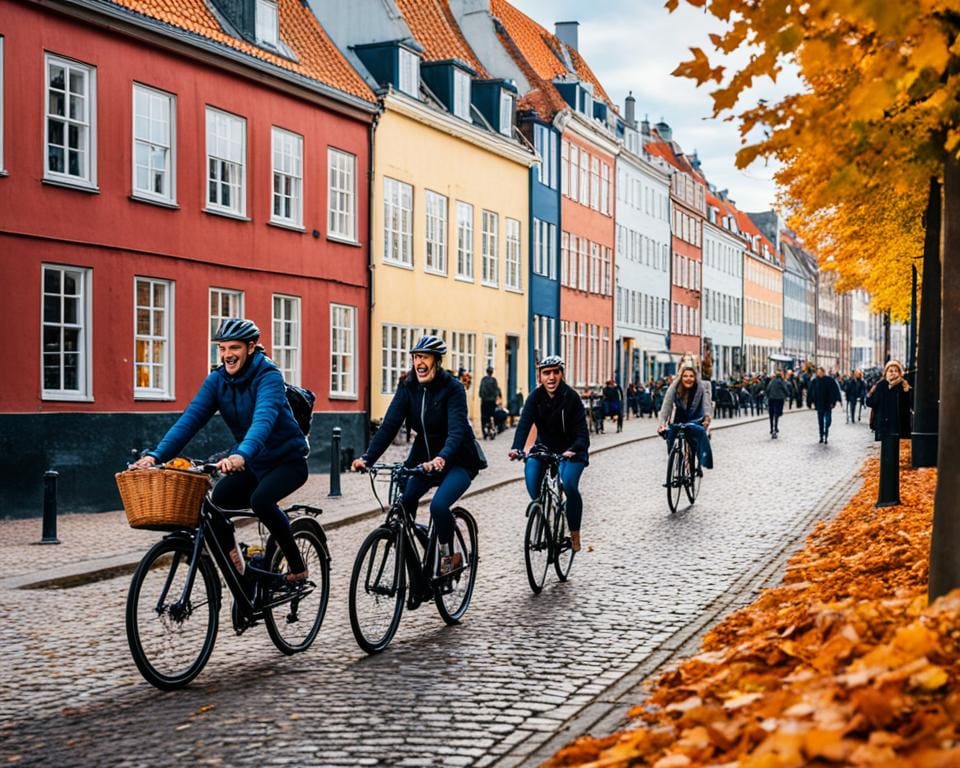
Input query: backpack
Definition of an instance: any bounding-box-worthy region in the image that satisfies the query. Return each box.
[285,383,316,436]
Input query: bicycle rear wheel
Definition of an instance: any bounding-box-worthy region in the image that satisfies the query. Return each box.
[524,501,550,594]
[553,501,575,581]
[435,508,478,624]
[684,445,702,504]
[666,447,684,513]
[264,519,330,655]
[349,526,405,654]
[126,537,219,690]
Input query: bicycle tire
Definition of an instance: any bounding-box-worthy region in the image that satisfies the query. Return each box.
[524,501,550,594]
[435,507,478,624]
[264,520,331,655]
[349,526,405,654]
[666,447,684,513]
[126,537,219,690]
[553,501,575,581]
[685,446,702,505]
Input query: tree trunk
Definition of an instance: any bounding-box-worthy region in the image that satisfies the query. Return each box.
[883,311,891,363]
[913,177,941,468]
[929,158,959,602]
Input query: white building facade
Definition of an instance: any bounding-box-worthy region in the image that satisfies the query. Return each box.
[702,201,744,381]
[850,289,874,370]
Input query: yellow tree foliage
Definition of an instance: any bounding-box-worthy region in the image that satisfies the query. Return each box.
[667,0,960,320]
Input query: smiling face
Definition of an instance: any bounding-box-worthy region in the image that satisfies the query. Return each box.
[539,366,563,395]
[218,340,257,375]
[412,352,439,383]
[885,363,903,384]
[679,369,696,391]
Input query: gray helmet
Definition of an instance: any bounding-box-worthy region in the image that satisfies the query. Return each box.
[213,318,260,342]
[410,334,447,357]
[538,355,565,370]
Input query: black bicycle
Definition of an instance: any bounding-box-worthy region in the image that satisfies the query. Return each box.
[348,462,478,654]
[125,462,331,690]
[661,420,703,513]
[516,448,575,593]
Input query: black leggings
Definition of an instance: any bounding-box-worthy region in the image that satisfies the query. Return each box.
[768,398,784,432]
[210,459,308,572]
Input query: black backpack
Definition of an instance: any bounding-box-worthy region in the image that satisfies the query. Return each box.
[285,383,316,436]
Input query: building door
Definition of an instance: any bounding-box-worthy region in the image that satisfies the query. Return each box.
[506,335,518,402]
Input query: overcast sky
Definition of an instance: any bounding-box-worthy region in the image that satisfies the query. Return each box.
[511,0,801,213]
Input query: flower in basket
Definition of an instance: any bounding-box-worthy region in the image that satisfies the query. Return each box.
[164,457,192,470]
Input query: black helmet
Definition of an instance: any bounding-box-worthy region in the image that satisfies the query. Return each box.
[410,334,447,356]
[213,318,260,342]
[538,355,565,370]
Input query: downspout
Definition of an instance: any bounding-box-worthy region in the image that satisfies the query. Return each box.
[365,104,382,451]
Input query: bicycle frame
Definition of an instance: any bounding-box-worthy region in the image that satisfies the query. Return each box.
[525,450,567,551]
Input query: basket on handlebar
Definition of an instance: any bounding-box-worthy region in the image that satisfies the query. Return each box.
[115,468,211,530]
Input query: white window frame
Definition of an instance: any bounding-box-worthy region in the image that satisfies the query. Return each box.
[398,48,420,97]
[255,0,279,47]
[499,90,513,136]
[481,209,499,287]
[132,84,176,204]
[569,144,579,201]
[450,331,476,382]
[425,190,448,275]
[271,127,303,228]
[383,177,414,267]
[330,303,357,398]
[505,217,522,291]
[134,277,174,399]
[205,107,246,217]
[456,201,474,280]
[453,68,471,120]
[272,294,301,385]
[483,334,496,373]
[44,54,97,189]
[328,147,357,241]
[209,287,244,369]
[41,264,93,400]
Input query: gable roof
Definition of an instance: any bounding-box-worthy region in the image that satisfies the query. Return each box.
[104,0,376,103]
[394,0,490,76]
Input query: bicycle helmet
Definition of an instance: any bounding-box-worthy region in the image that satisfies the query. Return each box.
[213,318,261,342]
[537,355,565,370]
[410,335,447,357]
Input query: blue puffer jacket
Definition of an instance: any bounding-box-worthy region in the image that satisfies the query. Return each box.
[148,350,308,476]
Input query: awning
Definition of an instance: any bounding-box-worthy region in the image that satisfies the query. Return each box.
[654,352,680,363]
[769,353,795,363]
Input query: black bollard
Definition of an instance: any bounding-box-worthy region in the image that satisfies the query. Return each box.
[39,470,61,544]
[328,426,342,498]
[876,436,901,507]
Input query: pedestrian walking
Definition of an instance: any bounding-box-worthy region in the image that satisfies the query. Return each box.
[866,360,912,506]
[602,379,623,433]
[478,366,501,440]
[842,370,863,424]
[765,370,789,438]
[809,366,842,444]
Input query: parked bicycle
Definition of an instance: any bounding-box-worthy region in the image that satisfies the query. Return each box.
[515,448,575,594]
[123,461,330,690]
[661,420,704,514]
[348,462,478,654]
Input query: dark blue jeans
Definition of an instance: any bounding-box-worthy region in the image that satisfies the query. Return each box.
[524,458,586,531]
[401,465,472,547]
[768,399,784,433]
[817,408,833,439]
[666,423,714,470]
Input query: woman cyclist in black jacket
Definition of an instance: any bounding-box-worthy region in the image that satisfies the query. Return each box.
[352,335,484,575]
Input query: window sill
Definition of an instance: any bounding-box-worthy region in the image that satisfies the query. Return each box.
[383,259,414,271]
[481,281,499,289]
[203,207,251,222]
[327,233,361,247]
[268,220,306,233]
[134,394,177,402]
[505,286,523,294]
[454,275,474,284]
[42,393,94,403]
[0,170,8,177]
[330,393,359,401]
[130,194,179,209]
[42,177,100,194]
[425,268,448,278]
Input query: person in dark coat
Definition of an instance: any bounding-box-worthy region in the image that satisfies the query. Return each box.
[866,360,912,506]
[765,370,790,438]
[602,379,623,432]
[809,366,842,444]
[843,370,863,424]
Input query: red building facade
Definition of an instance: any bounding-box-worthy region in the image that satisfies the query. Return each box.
[0,0,376,514]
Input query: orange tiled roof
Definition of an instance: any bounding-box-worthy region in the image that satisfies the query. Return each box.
[107,0,376,103]
[733,208,777,257]
[395,0,489,77]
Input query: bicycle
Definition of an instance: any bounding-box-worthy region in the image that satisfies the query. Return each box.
[515,448,575,594]
[124,462,331,690]
[348,462,478,654]
[660,420,704,514]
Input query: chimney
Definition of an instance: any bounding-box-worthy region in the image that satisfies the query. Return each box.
[641,114,651,136]
[555,21,579,51]
[624,92,636,128]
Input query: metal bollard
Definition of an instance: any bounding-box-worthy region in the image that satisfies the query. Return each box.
[876,435,901,507]
[39,470,61,545]
[328,426,342,498]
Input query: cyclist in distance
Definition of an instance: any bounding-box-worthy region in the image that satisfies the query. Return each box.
[657,362,714,473]
[508,356,590,552]
[351,335,485,576]
[131,318,310,583]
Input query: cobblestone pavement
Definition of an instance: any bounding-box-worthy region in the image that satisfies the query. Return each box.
[1,409,875,767]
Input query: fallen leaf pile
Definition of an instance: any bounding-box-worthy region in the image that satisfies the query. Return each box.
[548,448,955,767]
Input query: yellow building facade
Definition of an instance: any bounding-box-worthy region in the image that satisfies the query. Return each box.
[370,92,535,424]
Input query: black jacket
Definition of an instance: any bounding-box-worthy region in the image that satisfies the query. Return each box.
[809,375,841,410]
[511,381,590,464]
[364,369,483,476]
[765,377,790,401]
[866,380,912,441]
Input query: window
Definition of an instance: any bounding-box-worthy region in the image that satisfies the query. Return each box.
[205,107,246,215]
[424,191,448,274]
[383,177,413,266]
[481,210,498,286]
[590,156,600,210]
[256,0,278,47]
[450,331,476,381]
[534,315,556,360]
[499,90,514,136]
[325,147,357,240]
[483,334,496,372]
[534,125,555,189]
[209,288,243,369]
[42,264,91,399]
[271,127,303,227]
[272,295,300,385]
[453,68,471,120]
[398,48,420,97]
[578,238,588,291]
[561,232,570,285]
[330,304,356,397]
[505,217,522,290]
[456,201,474,280]
[561,141,569,197]
[569,145,579,201]
[134,277,173,398]
[589,242,600,294]
[132,84,174,203]
[579,149,590,205]
[45,54,96,187]
[382,324,415,393]
[601,162,610,215]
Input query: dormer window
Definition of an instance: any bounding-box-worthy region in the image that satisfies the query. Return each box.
[453,68,471,120]
[581,88,593,118]
[499,90,514,136]
[255,0,278,48]
[398,48,420,97]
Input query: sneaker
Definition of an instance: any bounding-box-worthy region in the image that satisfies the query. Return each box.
[818,436,823,443]
[440,552,463,577]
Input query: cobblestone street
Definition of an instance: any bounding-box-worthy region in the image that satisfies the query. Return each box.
[1,410,876,767]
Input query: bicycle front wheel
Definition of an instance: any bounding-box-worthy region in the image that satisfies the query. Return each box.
[685,446,702,504]
[553,501,575,581]
[435,508,478,624]
[264,519,331,655]
[349,526,405,654]
[666,447,685,513]
[126,537,219,690]
[524,501,550,594]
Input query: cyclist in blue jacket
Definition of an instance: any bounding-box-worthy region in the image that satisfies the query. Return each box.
[131,318,309,583]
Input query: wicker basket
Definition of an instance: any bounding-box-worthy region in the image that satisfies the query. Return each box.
[115,469,210,530]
